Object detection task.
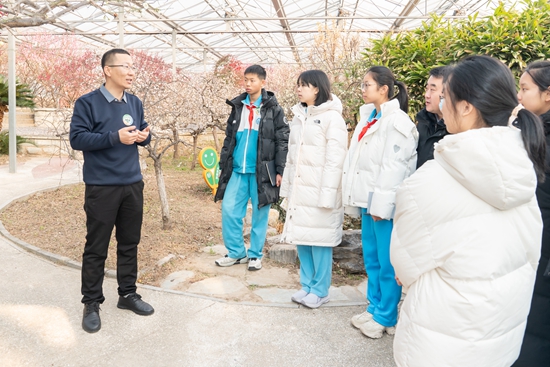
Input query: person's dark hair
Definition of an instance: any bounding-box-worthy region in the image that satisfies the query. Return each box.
[445,55,546,182]
[367,66,409,113]
[429,66,449,79]
[101,48,131,69]
[524,60,550,92]
[244,64,267,80]
[297,69,332,107]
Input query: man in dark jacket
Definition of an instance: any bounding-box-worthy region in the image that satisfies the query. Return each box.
[214,65,289,271]
[416,66,449,169]
[70,49,154,334]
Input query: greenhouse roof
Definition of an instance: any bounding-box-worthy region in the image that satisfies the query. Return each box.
[0,0,520,71]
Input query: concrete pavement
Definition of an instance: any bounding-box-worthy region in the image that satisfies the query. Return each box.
[0,157,396,367]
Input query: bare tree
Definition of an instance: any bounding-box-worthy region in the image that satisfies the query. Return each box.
[0,1,145,28]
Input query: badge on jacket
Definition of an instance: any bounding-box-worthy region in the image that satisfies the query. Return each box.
[122,114,134,126]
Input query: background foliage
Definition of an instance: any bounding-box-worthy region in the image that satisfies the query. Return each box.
[362,0,550,117]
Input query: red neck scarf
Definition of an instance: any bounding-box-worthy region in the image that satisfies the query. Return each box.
[358,118,378,141]
[246,104,257,130]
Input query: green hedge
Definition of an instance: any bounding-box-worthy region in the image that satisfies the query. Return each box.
[0,131,26,155]
[361,0,550,118]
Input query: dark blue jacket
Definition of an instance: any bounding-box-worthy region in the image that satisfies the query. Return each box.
[70,89,151,185]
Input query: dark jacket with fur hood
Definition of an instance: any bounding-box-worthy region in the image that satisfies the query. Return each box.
[214,89,289,208]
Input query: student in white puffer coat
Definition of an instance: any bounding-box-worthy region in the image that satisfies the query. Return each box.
[343,66,418,339]
[280,70,348,309]
[390,55,545,367]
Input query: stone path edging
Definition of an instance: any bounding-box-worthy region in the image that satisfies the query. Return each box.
[0,183,367,309]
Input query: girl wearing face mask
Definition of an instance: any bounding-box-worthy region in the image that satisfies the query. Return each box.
[512,60,550,367]
[342,66,418,338]
[280,70,348,309]
[390,55,545,367]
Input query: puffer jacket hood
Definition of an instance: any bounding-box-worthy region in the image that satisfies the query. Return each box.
[292,94,343,117]
[434,126,536,210]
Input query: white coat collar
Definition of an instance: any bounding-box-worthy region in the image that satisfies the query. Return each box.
[358,99,401,137]
[292,94,343,118]
[434,126,537,210]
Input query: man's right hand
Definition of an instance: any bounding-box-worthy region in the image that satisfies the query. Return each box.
[119,126,138,145]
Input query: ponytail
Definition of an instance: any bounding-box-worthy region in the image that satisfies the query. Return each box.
[515,109,546,182]
[394,80,409,114]
[446,55,547,183]
[367,66,409,113]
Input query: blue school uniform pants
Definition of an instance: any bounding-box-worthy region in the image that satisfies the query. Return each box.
[296,245,333,298]
[361,212,401,327]
[221,171,270,259]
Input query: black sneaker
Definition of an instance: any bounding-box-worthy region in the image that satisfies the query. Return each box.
[82,302,101,333]
[117,293,154,316]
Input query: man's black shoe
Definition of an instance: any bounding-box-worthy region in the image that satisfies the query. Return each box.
[82,302,101,333]
[117,293,154,316]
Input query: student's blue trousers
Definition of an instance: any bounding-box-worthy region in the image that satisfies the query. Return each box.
[361,211,401,327]
[297,245,333,298]
[221,171,270,259]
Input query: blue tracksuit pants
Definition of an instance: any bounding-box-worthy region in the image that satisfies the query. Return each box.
[221,171,270,259]
[296,245,333,298]
[361,212,401,327]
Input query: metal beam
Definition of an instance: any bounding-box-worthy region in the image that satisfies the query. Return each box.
[143,6,224,60]
[271,0,301,65]
[390,0,421,30]
[8,30,16,173]
[1,29,390,36]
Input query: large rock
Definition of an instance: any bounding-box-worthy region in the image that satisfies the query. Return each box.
[268,243,297,264]
[333,230,364,274]
[267,235,297,264]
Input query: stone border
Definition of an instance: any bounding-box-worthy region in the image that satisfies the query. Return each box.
[0,183,367,309]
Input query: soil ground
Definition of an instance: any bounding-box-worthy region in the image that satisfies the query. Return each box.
[0,153,364,290]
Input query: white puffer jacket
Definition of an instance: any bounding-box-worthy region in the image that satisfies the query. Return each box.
[390,126,542,367]
[342,99,418,220]
[280,95,348,247]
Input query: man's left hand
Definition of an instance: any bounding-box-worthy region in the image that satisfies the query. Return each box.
[136,126,150,143]
[276,174,282,187]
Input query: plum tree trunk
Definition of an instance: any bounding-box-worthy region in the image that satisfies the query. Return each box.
[172,126,180,159]
[152,156,172,230]
[212,127,220,152]
[191,134,198,170]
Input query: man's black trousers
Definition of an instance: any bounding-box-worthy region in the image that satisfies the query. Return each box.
[81,181,144,304]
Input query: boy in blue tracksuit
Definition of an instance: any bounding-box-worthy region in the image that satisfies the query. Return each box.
[214,65,289,271]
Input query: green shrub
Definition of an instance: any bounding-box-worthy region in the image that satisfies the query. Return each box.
[0,131,26,155]
[362,0,550,118]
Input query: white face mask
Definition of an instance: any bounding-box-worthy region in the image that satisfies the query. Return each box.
[439,98,444,113]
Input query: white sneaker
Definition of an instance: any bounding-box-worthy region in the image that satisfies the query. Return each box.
[215,255,248,267]
[248,258,262,271]
[351,311,373,329]
[291,290,308,304]
[385,326,396,335]
[359,319,392,339]
[301,293,330,309]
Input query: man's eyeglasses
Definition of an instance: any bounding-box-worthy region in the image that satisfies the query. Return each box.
[107,64,135,71]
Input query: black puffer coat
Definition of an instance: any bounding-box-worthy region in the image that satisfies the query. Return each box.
[513,110,550,367]
[415,108,449,169]
[214,89,289,208]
